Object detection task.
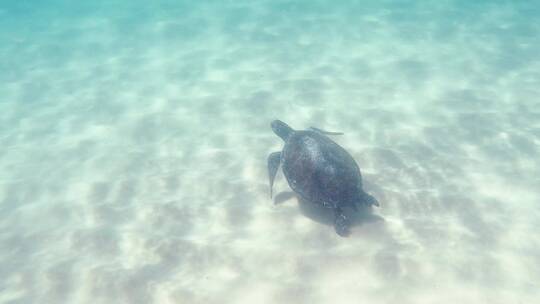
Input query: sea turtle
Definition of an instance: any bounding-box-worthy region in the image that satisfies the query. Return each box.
[267,120,379,236]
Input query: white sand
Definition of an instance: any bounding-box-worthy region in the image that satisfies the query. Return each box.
[1,1,539,303]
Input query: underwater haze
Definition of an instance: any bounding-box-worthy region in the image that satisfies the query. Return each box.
[1,1,539,303]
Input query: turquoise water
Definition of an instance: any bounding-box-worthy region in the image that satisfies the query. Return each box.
[1,1,539,303]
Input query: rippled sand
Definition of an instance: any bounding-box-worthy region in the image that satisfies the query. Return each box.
[1,1,539,303]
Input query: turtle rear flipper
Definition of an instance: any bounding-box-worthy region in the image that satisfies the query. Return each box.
[267,152,281,198]
[309,127,344,136]
[362,192,379,207]
[333,207,350,237]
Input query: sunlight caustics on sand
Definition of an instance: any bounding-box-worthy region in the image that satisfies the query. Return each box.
[1,1,539,303]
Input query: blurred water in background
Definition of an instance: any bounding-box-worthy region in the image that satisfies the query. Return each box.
[1,1,539,303]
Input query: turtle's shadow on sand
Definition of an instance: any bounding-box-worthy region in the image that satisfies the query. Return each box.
[274,191,384,228]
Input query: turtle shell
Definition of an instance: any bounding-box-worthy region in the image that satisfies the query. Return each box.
[281,130,363,208]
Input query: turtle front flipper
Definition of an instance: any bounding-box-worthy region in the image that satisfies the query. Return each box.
[309,127,344,135]
[333,207,350,237]
[267,152,281,198]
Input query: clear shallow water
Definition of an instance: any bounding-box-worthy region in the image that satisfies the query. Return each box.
[1,1,539,303]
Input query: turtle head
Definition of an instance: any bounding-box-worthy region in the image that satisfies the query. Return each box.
[271,120,294,141]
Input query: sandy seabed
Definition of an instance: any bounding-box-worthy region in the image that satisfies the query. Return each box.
[1,1,539,303]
